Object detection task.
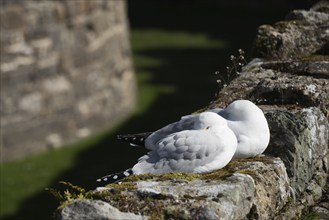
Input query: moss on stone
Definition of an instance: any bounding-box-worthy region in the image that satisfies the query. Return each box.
[300,54,329,62]
[201,169,233,180]
[231,155,276,165]
[121,173,156,182]
[157,172,201,182]
[314,175,324,186]
[105,181,137,190]
[275,20,308,29]
[236,169,257,177]
[280,195,295,213]
[301,213,321,220]
[114,156,275,184]
[54,156,277,219]
[48,181,111,210]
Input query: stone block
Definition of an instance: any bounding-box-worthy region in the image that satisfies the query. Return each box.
[57,199,146,220]
[265,107,329,196]
[56,157,291,220]
[1,0,136,162]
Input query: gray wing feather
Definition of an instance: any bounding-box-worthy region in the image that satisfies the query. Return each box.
[133,129,223,174]
[145,114,201,150]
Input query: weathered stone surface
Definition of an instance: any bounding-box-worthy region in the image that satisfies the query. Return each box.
[0,0,136,162]
[208,1,329,111]
[133,173,255,219]
[209,58,329,110]
[57,157,291,220]
[205,1,329,218]
[231,158,291,219]
[265,107,329,196]
[252,1,329,59]
[57,199,146,220]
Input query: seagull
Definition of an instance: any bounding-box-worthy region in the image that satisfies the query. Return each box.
[97,111,237,183]
[208,100,270,158]
[96,100,270,183]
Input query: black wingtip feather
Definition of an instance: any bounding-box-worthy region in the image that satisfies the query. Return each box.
[117,132,152,147]
[96,169,133,184]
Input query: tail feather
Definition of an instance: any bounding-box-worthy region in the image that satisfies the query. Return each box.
[117,132,152,147]
[96,168,133,184]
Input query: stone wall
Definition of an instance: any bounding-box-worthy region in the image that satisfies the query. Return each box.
[55,1,329,219]
[0,0,136,162]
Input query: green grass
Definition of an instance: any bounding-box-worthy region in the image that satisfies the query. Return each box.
[0,135,101,217]
[1,124,123,217]
[132,29,227,50]
[132,29,227,115]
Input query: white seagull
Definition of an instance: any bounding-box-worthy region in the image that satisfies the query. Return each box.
[97,111,237,183]
[96,100,270,183]
[209,100,270,158]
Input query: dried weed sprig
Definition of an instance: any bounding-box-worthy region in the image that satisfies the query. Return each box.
[215,49,247,92]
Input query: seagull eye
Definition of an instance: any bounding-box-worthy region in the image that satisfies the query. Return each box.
[205,126,210,130]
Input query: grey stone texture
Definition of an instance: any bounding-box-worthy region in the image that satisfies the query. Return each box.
[134,173,256,219]
[58,199,147,220]
[56,157,291,220]
[0,0,136,162]
[265,108,329,196]
[56,1,329,219]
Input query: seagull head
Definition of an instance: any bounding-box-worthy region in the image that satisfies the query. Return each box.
[197,112,227,130]
[221,100,262,121]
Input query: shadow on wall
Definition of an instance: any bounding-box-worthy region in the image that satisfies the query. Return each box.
[2,0,312,219]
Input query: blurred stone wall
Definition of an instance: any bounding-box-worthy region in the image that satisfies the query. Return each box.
[0,0,136,162]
